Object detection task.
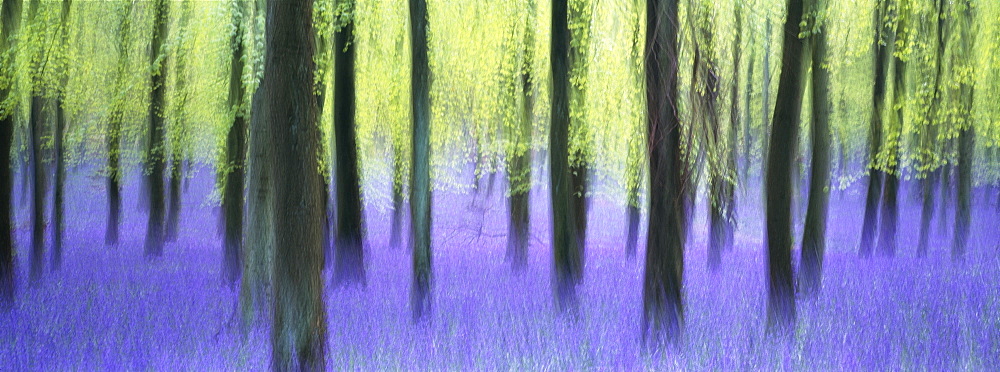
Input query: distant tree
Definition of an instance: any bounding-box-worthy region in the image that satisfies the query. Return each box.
[0,0,25,301]
[143,0,169,258]
[551,0,583,313]
[332,0,366,287]
[409,0,433,322]
[858,0,893,258]
[878,0,909,258]
[642,0,685,345]
[567,0,593,259]
[253,0,328,369]
[221,0,247,288]
[917,0,947,257]
[800,0,832,297]
[764,0,806,333]
[51,0,72,270]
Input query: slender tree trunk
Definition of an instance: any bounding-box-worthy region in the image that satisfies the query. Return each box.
[332,6,366,287]
[0,0,19,301]
[624,134,642,256]
[166,1,193,244]
[938,159,952,235]
[50,0,72,271]
[642,0,685,347]
[858,0,892,258]
[952,1,975,260]
[764,0,805,333]
[28,96,44,281]
[144,0,169,258]
[389,154,405,250]
[800,3,831,297]
[409,0,433,323]
[106,1,130,246]
[507,5,535,269]
[917,0,946,257]
[568,0,592,260]
[724,2,742,252]
[551,0,583,314]
[255,1,327,369]
[877,3,906,258]
[221,1,246,289]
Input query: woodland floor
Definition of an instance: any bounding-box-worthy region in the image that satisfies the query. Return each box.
[0,165,998,370]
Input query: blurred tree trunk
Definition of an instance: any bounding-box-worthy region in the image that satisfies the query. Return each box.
[389,153,405,250]
[256,0,327,369]
[166,0,193,244]
[0,0,23,301]
[723,1,741,252]
[506,0,535,270]
[551,0,582,314]
[51,0,72,271]
[221,0,246,288]
[917,0,947,257]
[568,0,592,257]
[409,0,433,323]
[938,158,952,235]
[952,0,975,259]
[693,2,725,271]
[105,2,133,247]
[26,0,45,281]
[643,0,684,346]
[800,0,831,297]
[332,2,366,287]
[764,0,805,333]
[143,0,169,258]
[858,0,892,258]
[624,136,642,256]
[878,1,907,258]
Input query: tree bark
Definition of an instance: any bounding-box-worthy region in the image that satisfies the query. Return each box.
[51,0,72,271]
[0,0,21,301]
[409,0,433,323]
[143,0,169,258]
[877,2,906,258]
[764,0,806,334]
[642,0,685,346]
[105,3,131,246]
[28,96,44,281]
[256,0,327,369]
[166,0,193,244]
[917,0,947,257]
[551,0,582,314]
[332,5,366,287]
[800,1,831,297]
[858,0,892,258]
[952,0,975,259]
[220,0,247,288]
[506,2,535,270]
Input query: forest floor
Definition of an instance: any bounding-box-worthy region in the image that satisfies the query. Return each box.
[0,166,998,370]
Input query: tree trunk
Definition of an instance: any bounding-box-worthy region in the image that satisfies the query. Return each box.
[551,0,582,314]
[409,0,433,323]
[917,0,946,258]
[51,0,72,271]
[256,0,327,369]
[166,0,193,244]
[143,0,169,258]
[877,4,906,258]
[220,0,246,289]
[800,4,831,297]
[106,1,130,246]
[764,0,805,334]
[0,0,19,300]
[724,2,741,252]
[642,0,685,346]
[389,154,405,250]
[858,0,892,258]
[507,7,534,269]
[624,133,642,257]
[332,7,366,287]
[29,96,45,281]
[952,0,975,260]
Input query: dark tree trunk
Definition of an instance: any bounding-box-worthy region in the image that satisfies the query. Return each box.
[952,1,975,260]
[724,1,741,252]
[409,0,433,323]
[255,0,327,370]
[800,5,831,297]
[858,0,892,258]
[389,155,405,250]
[0,0,18,300]
[551,0,582,314]
[51,0,72,271]
[143,0,169,258]
[106,1,130,246]
[938,160,952,235]
[764,0,805,334]
[221,2,246,288]
[29,96,45,281]
[166,1,193,244]
[570,162,588,261]
[917,0,947,258]
[642,0,685,346]
[506,8,534,269]
[877,6,906,258]
[332,10,366,287]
